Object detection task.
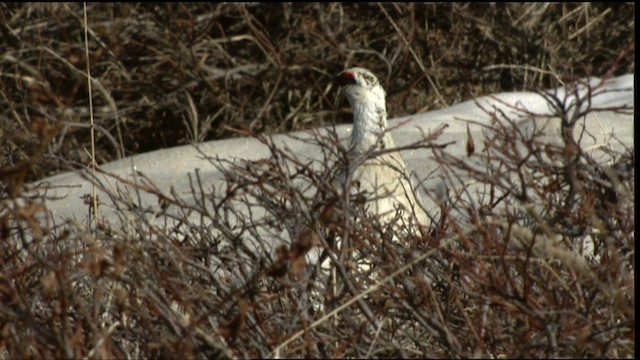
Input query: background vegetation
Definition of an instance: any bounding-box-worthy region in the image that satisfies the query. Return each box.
[0,3,634,181]
[0,3,635,358]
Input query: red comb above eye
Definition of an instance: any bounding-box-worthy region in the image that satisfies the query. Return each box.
[334,71,357,86]
[340,71,355,79]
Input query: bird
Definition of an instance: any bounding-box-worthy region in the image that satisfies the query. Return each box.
[333,67,429,230]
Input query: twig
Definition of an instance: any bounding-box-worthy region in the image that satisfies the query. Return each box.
[378,3,448,108]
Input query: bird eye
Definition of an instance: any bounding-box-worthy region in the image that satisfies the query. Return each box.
[334,71,356,86]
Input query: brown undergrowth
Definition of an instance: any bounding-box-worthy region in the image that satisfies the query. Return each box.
[1,74,635,358]
[0,3,635,359]
[0,3,634,181]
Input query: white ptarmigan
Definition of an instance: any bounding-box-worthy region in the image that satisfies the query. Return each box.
[334,67,429,229]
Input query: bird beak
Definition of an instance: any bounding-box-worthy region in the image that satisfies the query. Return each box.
[332,74,343,85]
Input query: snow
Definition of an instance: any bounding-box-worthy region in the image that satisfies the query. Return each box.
[34,75,634,239]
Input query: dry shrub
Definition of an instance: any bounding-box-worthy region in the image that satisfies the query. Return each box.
[1,67,634,357]
[0,3,635,358]
[0,3,634,181]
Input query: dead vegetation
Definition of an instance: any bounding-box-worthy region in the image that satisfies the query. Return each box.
[0,3,634,181]
[0,3,635,359]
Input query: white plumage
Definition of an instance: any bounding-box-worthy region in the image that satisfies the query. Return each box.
[335,67,428,229]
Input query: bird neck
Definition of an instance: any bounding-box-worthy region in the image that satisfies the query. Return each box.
[349,98,391,153]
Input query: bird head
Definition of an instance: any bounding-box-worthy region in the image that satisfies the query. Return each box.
[334,67,386,109]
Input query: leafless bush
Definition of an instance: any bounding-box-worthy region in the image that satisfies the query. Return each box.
[0,3,634,181]
[0,3,635,358]
[1,71,634,358]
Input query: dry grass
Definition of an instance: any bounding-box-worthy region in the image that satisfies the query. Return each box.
[0,3,634,181]
[0,3,635,359]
